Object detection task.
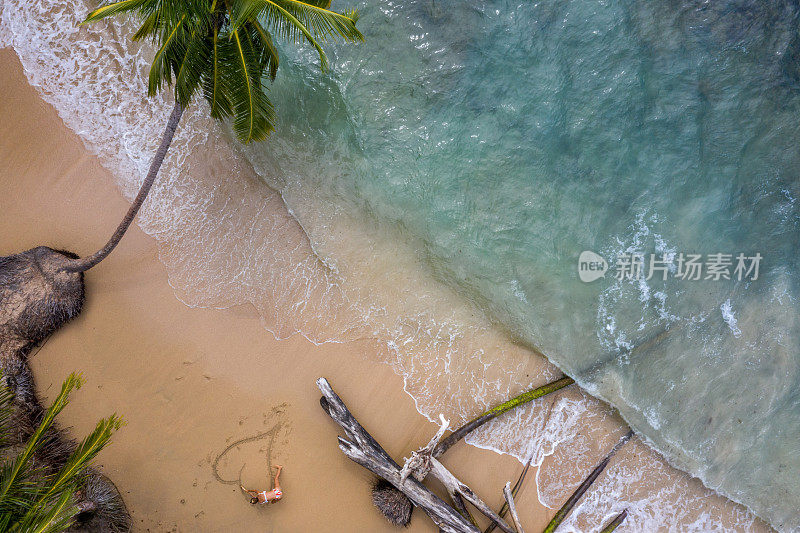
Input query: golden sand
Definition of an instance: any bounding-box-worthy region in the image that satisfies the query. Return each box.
[0,47,560,532]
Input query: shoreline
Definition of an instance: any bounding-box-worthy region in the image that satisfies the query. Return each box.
[0,47,555,532]
[0,42,774,532]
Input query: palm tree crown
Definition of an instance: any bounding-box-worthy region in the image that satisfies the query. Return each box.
[56,0,362,272]
[84,0,363,143]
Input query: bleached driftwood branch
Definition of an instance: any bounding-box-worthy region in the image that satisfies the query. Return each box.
[317,378,479,533]
[428,457,516,533]
[404,414,516,533]
[401,414,450,483]
[503,482,524,533]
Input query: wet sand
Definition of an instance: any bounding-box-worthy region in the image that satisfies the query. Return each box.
[0,47,557,532]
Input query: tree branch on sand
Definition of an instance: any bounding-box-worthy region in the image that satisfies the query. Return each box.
[542,430,633,533]
[318,378,476,532]
[318,377,577,533]
[371,376,574,527]
[485,452,534,533]
[318,376,637,533]
[502,482,524,533]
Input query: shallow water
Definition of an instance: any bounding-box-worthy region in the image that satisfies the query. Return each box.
[2,0,798,530]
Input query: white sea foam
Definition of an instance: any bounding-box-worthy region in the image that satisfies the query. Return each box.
[720,299,742,338]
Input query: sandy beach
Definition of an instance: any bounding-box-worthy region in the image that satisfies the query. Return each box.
[0,47,561,532]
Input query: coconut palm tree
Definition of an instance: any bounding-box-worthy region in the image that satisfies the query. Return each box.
[0,373,124,532]
[59,0,363,272]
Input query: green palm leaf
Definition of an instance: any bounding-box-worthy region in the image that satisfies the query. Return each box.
[227,26,276,142]
[203,25,234,118]
[249,19,280,80]
[0,373,122,533]
[271,0,362,42]
[13,490,77,533]
[0,374,82,505]
[175,28,213,106]
[132,11,159,41]
[83,0,150,24]
[147,14,188,96]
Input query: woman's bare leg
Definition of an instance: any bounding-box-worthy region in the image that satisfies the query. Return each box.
[272,465,283,490]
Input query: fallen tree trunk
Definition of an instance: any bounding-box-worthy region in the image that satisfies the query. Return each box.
[337,436,478,533]
[434,377,574,458]
[543,430,634,533]
[318,378,479,533]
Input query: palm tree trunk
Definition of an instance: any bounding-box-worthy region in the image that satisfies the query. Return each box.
[62,101,185,273]
[433,376,574,458]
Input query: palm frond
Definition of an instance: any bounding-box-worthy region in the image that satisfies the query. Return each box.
[14,490,78,533]
[202,25,234,118]
[83,0,149,24]
[147,14,188,96]
[271,0,362,42]
[249,19,279,80]
[253,0,329,70]
[175,29,213,106]
[25,415,123,519]
[226,27,276,142]
[83,0,362,145]
[0,372,122,533]
[132,11,159,41]
[0,374,82,505]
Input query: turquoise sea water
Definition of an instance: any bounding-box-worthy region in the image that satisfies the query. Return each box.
[255,1,800,529]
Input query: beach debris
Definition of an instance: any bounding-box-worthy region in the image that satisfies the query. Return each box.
[503,482,524,533]
[321,377,590,533]
[426,453,516,533]
[0,249,128,530]
[319,376,639,533]
[485,452,534,533]
[400,414,450,483]
[403,413,517,533]
[542,430,633,533]
[370,376,574,526]
[599,509,628,532]
[0,247,85,353]
[318,377,478,533]
[433,377,574,458]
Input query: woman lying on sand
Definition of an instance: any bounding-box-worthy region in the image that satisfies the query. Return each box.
[242,463,283,505]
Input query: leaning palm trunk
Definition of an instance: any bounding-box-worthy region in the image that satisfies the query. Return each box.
[542,430,633,533]
[434,377,574,458]
[62,102,184,273]
[372,376,574,526]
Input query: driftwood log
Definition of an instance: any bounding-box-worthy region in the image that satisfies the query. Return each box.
[370,376,574,527]
[542,430,633,533]
[318,378,478,533]
[319,378,524,533]
[319,377,635,533]
[502,482,524,533]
